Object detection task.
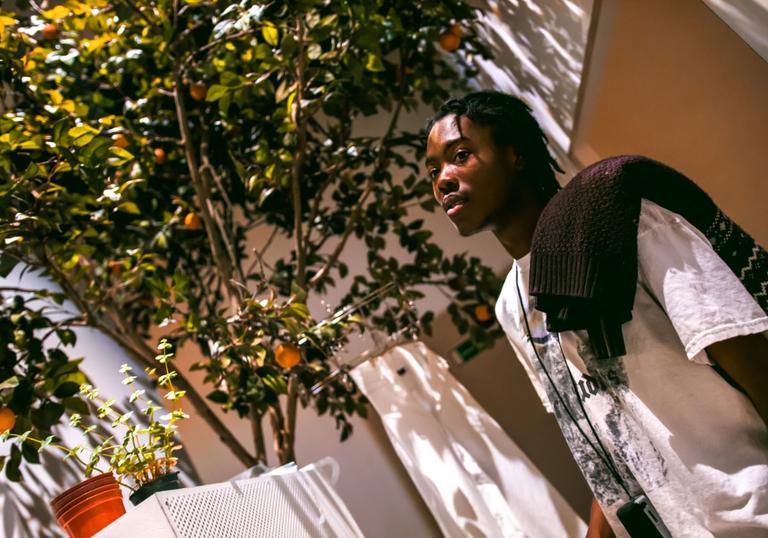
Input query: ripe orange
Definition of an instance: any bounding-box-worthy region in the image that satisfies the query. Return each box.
[42,23,60,41]
[112,133,129,149]
[449,24,462,38]
[438,30,461,52]
[189,83,208,101]
[474,304,492,323]
[275,343,301,369]
[154,147,167,165]
[0,407,16,434]
[183,212,202,230]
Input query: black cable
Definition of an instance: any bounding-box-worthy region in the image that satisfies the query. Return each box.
[554,335,636,495]
[513,266,632,499]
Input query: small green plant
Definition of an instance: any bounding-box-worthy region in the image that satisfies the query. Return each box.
[1,338,187,491]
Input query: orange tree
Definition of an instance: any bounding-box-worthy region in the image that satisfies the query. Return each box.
[0,0,502,470]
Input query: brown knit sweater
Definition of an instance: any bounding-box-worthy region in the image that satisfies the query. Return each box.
[529,155,768,359]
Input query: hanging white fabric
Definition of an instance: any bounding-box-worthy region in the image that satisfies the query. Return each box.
[350,341,586,538]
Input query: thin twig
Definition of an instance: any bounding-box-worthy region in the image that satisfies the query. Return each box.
[0,286,47,295]
[245,227,279,277]
[40,317,88,342]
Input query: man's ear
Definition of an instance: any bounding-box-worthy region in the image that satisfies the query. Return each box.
[505,146,525,171]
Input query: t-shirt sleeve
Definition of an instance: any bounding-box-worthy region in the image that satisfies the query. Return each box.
[636,201,768,361]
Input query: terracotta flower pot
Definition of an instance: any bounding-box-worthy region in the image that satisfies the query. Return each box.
[51,473,117,513]
[53,483,121,518]
[129,472,181,505]
[51,473,126,538]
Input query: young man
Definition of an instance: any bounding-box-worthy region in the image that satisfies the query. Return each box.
[425,90,768,538]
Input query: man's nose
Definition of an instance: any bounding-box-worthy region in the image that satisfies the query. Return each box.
[436,168,458,195]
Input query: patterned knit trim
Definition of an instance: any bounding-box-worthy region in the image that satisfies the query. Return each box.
[705,209,768,313]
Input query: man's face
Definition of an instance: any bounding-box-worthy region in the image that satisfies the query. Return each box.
[425,114,522,236]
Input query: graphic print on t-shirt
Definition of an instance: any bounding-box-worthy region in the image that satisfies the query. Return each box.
[524,320,668,510]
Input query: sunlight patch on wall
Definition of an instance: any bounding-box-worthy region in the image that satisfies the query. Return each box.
[469,0,594,154]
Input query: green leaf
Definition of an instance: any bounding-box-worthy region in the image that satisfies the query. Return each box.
[62,397,89,415]
[54,382,80,399]
[290,281,307,304]
[57,328,77,345]
[262,23,279,46]
[365,54,385,72]
[21,441,40,464]
[61,254,80,270]
[0,376,19,391]
[287,302,310,320]
[207,390,228,404]
[117,202,140,214]
[109,146,134,164]
[205,84,228,102]
[263,374,287,394]
[0,252,17,277]
[6,444,21,482]
[33,401,65,429]
[42,5,70,19]
[67,124,99,139]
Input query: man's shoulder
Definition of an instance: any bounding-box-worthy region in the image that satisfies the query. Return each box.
[570,154,669,185]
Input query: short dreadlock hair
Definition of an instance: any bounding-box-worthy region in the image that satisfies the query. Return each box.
[425,91,563,204]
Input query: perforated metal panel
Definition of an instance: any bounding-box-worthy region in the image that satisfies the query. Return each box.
[154,458,364,538]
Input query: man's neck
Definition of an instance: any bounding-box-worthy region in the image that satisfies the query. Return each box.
[493,198,543,260]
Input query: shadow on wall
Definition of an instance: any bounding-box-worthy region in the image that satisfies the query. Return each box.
[469,0,594,153]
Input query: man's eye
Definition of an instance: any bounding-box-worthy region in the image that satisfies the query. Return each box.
[455,149,469,162]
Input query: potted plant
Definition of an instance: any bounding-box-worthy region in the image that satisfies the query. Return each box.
[1,338,188,537]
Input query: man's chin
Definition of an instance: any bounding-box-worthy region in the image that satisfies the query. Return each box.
[454,221,481,237]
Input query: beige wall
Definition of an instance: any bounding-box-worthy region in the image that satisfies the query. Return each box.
[573,0,768,245]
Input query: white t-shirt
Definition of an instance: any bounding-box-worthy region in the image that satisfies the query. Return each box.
[495,200,768,537]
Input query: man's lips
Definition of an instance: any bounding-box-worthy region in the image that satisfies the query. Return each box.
[442,194,467,217]
[447,201,465,217]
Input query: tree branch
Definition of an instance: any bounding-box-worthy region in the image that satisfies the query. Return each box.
[43,252,257,468]
[285,373,298,454]
[172,69,242,308]
[290,15,308,288]
[250,407,267,465]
